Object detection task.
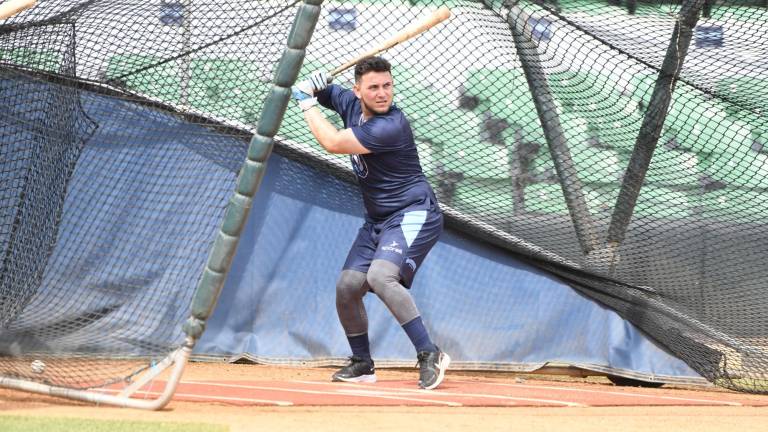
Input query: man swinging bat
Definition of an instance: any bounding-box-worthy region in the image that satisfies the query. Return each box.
[291,57,449,390]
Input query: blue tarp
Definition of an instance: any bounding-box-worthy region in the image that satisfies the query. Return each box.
[196,152,703,383]
[2,84,702,381]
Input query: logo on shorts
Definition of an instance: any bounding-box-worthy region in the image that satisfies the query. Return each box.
[382,240,402,255]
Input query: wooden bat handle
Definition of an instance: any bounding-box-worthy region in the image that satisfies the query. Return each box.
[329,6,451,78]
[0,0,36,20]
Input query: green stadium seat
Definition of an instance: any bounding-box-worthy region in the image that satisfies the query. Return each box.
[645,141,702,187]
[279,107,317,144]
[549,70,643,151]
[188,58,271,124]
[688,117,768,189]
[0,48,62,73]
[634,185,693,219]
[715,76,768,118]
[533,144,623,187]
[440,134,509,180]
[464,68,545,145]
[573,146,623,185]
[105,54,182,103]
[694,187,768,224]
[522,182,569,215]
[524,182,618,217]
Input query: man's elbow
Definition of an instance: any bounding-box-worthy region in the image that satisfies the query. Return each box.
[320,135,346,154]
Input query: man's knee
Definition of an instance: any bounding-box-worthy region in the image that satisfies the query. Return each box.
[336,270,368,304]
[366,260,401,294]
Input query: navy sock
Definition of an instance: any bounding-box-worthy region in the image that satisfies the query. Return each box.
[347,333,372,361]
[402,316,437,353]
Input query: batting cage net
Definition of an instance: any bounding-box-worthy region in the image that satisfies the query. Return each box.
[0,0,766,395]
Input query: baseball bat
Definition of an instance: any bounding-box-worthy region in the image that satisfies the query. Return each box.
[329,6,451,78]
[0,0,36,20]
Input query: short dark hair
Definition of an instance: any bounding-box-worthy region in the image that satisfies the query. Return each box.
[354,56,391,82]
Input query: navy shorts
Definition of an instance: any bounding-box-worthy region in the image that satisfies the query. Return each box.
[343,206,443,288]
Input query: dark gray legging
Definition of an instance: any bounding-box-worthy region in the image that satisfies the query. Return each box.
[335,259,421,336]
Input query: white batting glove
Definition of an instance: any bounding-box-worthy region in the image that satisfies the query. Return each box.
[291,84,317,111]
[307,70,331,93]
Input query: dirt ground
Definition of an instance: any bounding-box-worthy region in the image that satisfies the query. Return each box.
[2,362,768,432]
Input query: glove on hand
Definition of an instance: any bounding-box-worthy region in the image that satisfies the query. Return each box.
[307,70,331,93]
[291,83,317,111]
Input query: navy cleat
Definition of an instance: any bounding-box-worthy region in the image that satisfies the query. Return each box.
[417,348,450,390]
[332,356,377,383]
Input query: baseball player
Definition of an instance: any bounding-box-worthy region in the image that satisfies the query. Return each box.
[291,56,449,390]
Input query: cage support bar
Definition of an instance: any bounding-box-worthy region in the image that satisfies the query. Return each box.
[181,0,324,343]
[605,0,705,249]
[0,345,191,410]
[505,2,600,255]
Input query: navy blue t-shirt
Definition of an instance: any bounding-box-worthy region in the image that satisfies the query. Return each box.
[316,84,436,221]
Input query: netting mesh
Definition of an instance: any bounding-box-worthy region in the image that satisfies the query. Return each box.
[0,0,295,389]
[1,0,767,394]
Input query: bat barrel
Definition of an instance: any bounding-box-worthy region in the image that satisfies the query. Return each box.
[0,0,37,20]
[329,6,452,78]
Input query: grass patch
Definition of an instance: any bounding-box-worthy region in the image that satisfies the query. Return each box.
[0,416,227,432]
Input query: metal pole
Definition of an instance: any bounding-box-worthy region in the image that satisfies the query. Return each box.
[601,0,705,270]
[505,2,599,255]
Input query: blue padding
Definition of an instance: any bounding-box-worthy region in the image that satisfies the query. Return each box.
[1,88,245,355]
[197,154,701,381]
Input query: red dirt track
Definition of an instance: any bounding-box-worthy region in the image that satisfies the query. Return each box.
[99,376,768,408]
[4,364,768,432]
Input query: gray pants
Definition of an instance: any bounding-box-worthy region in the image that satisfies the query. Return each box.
[336,259,420,336]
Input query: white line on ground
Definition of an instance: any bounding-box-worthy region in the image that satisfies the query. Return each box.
[93,387,293,406]
[292,380,583,407]
[452,380,743,406]
[181,380,463,407]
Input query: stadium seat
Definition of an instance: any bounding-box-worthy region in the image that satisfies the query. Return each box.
[694,187,768,224]
[533,143,623,187]
[522,182,569,215]
[645,139,703,187]
[463,68,545,145]
[105,54,182,103]
[0,48,62,73]
[715,76,767,118]
[188,58,270,124]
[691,118,768,189]
[633,185,693,219]
[548,70,643,151]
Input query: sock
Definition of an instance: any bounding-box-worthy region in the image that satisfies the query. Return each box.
[402,316,437,353]
[347,333,372,361]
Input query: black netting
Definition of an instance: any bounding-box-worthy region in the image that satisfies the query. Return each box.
[279,0,768,393]
[0,0,293,389]
[1,0,767,394]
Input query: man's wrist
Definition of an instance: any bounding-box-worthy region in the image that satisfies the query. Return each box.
[298,97,318,111]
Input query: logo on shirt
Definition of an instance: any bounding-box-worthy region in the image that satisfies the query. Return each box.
[350,154,369,178]
[405,257,417,272]
[381,240,402,255]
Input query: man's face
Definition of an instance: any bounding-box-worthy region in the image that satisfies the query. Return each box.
[353,71,394,116]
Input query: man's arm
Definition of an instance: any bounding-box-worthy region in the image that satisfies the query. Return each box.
[292,70,371,155]
[303,107,371,155]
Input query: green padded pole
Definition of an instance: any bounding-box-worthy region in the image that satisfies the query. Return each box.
[505,3,599,255]
[605,0,704,250]
[183,0,324,340]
